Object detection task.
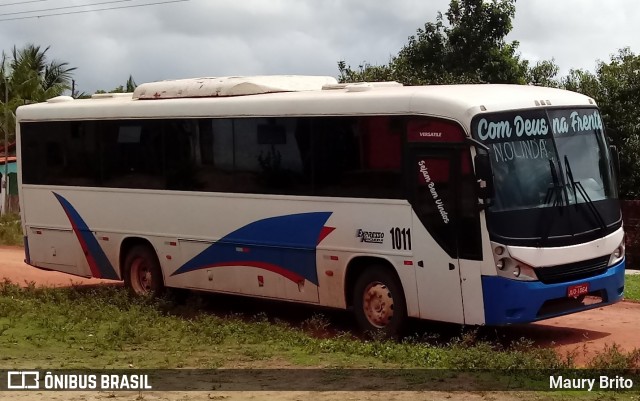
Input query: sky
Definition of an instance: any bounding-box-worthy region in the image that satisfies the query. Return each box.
[0,0,638,94]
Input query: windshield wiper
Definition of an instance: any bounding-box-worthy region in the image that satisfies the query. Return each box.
[537,159,565,246]
[543,159,564,207]
[564,155,607,231]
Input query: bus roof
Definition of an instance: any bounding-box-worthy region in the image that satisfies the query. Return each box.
[133,75,340,99]
[16,76,596,129]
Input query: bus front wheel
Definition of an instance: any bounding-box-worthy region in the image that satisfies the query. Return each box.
[353,266,407,338]
[123,245,164,296]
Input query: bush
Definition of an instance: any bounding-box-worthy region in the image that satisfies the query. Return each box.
[0,213,22,246]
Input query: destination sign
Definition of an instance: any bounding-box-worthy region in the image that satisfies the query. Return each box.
[473,108,604,164]
[475,109,603,142]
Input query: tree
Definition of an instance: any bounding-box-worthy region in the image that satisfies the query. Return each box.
[527,60,560,88]
[0,44,76,140]
[338,61,394,84]
[95,75,138,94]
[7,44,75,103]
[563,48,640,198]
[561,68,600,97]
[339,0,540,85]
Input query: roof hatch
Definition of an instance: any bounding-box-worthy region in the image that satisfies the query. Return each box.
[133,75,339,100]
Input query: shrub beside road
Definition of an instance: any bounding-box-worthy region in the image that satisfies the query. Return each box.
[0,213,22,247]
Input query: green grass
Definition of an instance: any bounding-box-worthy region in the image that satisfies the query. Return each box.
[1,281,640,398]
[0,280,572,371]
[0,213,23,246]
[624,274,640,302]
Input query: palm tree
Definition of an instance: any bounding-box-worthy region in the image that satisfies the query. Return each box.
[95,75,138,94]
[9,44,76,103]
[0,52,18,143]
[125,75,137,92]
[0,44,76,141]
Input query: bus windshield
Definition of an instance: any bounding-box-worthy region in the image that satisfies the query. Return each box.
[473,107,620,246]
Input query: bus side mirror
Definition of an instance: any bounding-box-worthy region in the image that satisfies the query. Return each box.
[474,153,494,208]
[609,144,620,179]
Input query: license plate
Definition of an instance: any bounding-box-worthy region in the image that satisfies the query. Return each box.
[567,283,589,298]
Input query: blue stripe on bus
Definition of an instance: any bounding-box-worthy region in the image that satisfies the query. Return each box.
[482,258,625,325]
[24,235,31,265]
[53,193,119,280]
[171,212,334,285]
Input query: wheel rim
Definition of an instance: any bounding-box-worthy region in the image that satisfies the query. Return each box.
[131,256,153,294]
[362,281,394,328]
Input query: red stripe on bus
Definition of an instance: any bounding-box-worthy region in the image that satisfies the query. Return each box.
[202,261,305,284]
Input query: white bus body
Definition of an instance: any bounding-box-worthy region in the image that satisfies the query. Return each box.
[16,76,625,335]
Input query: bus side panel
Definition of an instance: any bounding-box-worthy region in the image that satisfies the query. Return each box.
[458,213,493,325]
[410,217,465,324]
[315,249,349,309]
[24,226,91,277]
[21,187,424,317]
[314,202,420,318]
[22,187,94,278]
[172,239,319,303]
[458,259,485,325]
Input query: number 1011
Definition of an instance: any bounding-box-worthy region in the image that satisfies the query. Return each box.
[390,227,411,250]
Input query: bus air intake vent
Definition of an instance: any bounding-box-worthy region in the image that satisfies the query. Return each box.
[535,255,610,284]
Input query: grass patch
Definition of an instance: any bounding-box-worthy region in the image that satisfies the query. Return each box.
[1,281,639,398]
[0,213,22,246]
[0,280,573,371]
[624,274,640,302]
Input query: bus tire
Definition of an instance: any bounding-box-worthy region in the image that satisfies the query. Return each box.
[352,265,407,338]
[123,245,164,296]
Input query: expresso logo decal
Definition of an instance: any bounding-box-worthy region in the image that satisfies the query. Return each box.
[356,229,384,244]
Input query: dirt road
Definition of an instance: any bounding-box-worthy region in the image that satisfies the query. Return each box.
[505,302,640,365]
[0,245,638,365]
[0,246,117,287]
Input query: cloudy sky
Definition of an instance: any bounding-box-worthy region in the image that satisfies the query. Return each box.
[0,0,638,94]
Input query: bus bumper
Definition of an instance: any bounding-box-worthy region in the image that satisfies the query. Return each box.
[481,258,625,325]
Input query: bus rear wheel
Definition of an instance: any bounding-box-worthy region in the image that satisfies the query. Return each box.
[353,266,407,338]
[123,245,164,296]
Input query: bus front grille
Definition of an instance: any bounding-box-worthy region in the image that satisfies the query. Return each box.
[535,255,610,284]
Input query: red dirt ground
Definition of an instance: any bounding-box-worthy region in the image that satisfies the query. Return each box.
[0,245,637,365]
[0,246,118,287]
[506,302,640,365]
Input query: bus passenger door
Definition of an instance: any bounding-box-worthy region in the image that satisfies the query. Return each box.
[408,147,466,324]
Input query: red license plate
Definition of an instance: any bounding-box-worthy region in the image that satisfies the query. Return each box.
[567,283,589,298]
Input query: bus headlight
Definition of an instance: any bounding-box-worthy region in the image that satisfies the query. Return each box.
[614,246,623,259]
[514,263,536,281]
[496,258,536,281]
[491,242,537,281]
[609,237,625,266]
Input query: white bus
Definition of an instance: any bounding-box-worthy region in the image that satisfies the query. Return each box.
[16,76,625,336]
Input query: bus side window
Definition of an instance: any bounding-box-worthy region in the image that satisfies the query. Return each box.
[199,120,215,165]
[21,121,100,187]
[101,120,164,190]
[312,116,403,199]
[165,120,200,191]
[192,117,312,195]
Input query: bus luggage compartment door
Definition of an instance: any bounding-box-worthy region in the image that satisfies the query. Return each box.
[26,226,92,277]
[177,239,320,303]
